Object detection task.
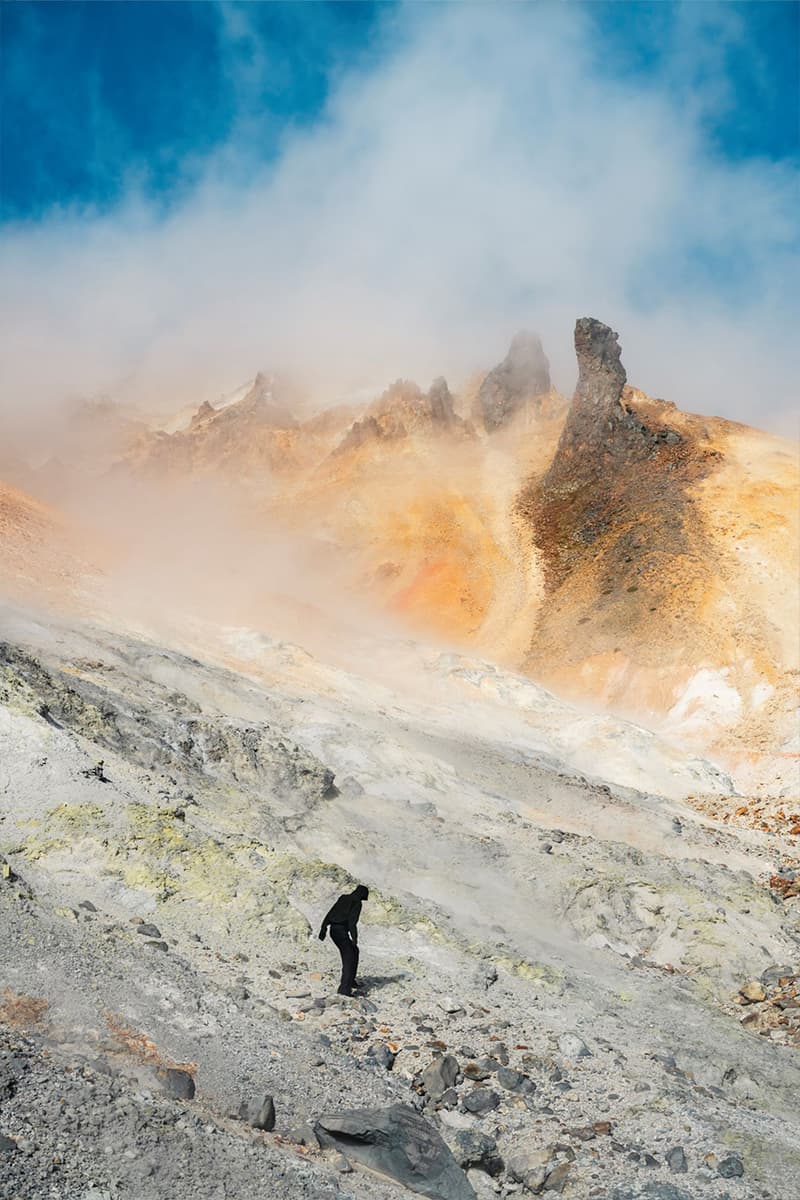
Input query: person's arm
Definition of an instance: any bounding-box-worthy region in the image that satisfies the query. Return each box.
[348,900,361,944]
[318,919,328,940]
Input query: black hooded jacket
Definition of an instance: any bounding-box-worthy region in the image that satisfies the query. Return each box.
[319,885,369,942]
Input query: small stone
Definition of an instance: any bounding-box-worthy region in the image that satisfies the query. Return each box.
[0,1134,17,1153]
[464,1057,499,1081]
[334,1153,352,1173]
[438,997,464,1014]
[421,1054,459,1099]
[738,981,766,1003]
[569,1126,596,1142]
[136,923,162,938]
[545,1162,571,1192]
[289,1123,320,1147]
[79,900,98,912]
[558,1033,591,1058]
[463,1088,500,1115]
[450,1129,503,1176]
[367,1043,396,1071]
[240,1094,276,1131]
[667,1146,687,1173]
[496,1066,532,1092]
[760,964,795,989]
[147,940,169,951]
[508,1149,550,1193]
[717,1155,744,1179]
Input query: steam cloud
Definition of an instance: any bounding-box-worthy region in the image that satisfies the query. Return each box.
[1,2,798,441]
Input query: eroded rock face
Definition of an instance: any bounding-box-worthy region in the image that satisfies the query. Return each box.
[427,377,458,426]
[0,642,336,808]
[517,317,724,699]
[334,377,466,454]
[546,318,681,476]
[476,331,551,432]
[573,317,627,412]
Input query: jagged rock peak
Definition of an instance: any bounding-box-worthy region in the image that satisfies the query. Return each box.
[477,330,551,432]
[331,376,467,456]
[574,318,627,410]
[236,371,298,428]
[427,377,457,425]
[190,400,215,426]
[244,372,275,406]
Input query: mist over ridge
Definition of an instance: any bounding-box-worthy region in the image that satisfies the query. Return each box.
[1,2,798,442]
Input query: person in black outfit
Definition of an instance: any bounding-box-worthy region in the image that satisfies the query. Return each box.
[319,884,369,995]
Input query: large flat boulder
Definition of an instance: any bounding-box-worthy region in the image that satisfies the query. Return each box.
[314,1104,476,1200]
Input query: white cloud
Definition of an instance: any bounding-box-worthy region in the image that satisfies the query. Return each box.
[1,2,797,441]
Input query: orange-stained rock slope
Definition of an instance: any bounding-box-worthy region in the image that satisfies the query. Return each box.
[2,321,797,780]
[0,481,96,609]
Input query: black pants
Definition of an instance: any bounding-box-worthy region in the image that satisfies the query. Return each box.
[329,923,359,995]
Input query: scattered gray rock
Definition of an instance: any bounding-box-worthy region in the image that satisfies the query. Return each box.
[666,1146,687,1173]
[557,1033,591,1058]
[463,1058,498,1081]
[157,1068,195,1100]
[239,1094,276,1131]
[289,1122,320,1147]
[508,1148,551,1193]
[136,923,162,938]
[717,1154,744,1178]
[449,1129,503,1177]
[422,1054,459,1100]
[366,1042,396,1071]
[0,1133,17,1153]
[544,1161,571,1192]
[496,1066,534,1093]
[314,1104,476,1200]
[760,964,794,989]
[462,1089,500,1116]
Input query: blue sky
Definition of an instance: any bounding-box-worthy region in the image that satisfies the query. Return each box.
[0,2,798,431]
[2,1,796,222]
[1,1,386,220]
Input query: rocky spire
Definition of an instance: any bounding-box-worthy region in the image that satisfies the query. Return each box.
[546,318,632,469]
[573,318,627,414]
[427,377,457,425]
[476,331,551,432]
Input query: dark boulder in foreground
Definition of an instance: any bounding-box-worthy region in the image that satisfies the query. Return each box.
[314,1104,476,1199]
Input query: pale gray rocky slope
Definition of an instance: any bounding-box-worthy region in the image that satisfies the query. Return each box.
[1,603,799,1200]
